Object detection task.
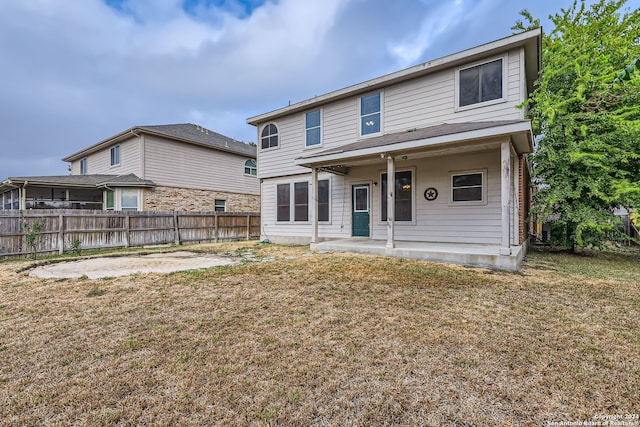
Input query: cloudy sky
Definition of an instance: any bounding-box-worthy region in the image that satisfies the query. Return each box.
[1,0,638,178]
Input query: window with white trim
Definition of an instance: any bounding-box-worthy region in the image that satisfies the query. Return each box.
[110,145,120,166]
[451,171,485,203]
[457,58,504,108]
[276,181,314,222]
[294,182,308,222]
[80,158,88,174]
[120,188,138,211]
[215,199,226,212]
[261,124,278,149]
[106,190,114,210]
[244,159,257,176]
[381,170,413,221]
[318,179,330,222]
[276,183,290,222]
[360,92,381,136]
[305,110,321,146]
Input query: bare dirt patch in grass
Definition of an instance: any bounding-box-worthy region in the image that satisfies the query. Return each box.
[1,242,638,426]
[27,251,240,279]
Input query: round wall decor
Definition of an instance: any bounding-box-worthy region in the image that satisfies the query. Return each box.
[424,187,438,201]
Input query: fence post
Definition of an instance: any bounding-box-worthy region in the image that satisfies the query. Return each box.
[214,213,219,243]
[173,213,180,245]
[246,214,251,241]
[124,212,130,248]
[58,213,64,255]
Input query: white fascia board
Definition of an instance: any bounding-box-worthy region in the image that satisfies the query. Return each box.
[294,122,532,167]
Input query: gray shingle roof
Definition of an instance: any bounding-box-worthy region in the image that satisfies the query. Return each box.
[138,123,256,157]
[300,120,529,159]
[63,123,256,161]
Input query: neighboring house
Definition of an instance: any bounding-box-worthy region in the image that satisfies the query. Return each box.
[247,29,541,270]
[1,124,260,212]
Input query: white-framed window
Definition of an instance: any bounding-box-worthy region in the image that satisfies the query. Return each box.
[450,170,487,205]
[80,158,88,174]
[360,92,382,136]
[110,145,120,166]
[381,169,414,222]
[294,182,309,222]
[105,190,114,210]
[276,183,290,222]
[317,179,330,222]
[305,109,321,147]
[244,159,257,176]
[276,181,314,223]
[120,188,139,211]
[456,57,506,110]
[261,124,279,150]
[215,199,226,212]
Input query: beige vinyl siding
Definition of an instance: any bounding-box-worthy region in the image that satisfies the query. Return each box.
[257,115,310,179]
[143,135,259,195]
[261,149,507,245]
[321,98,359,148]
[368,150,502,244]
[256,48,526,181]
[71,137,141,175]
[384,49,524,133]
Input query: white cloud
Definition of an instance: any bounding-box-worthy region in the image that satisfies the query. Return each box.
[2,0,637,178]
[387,0,467,68]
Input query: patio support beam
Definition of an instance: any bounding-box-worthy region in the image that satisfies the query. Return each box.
[386,155,395,249]
[20,186,26,210]
[311,167,319,243]
[500,141,512,255]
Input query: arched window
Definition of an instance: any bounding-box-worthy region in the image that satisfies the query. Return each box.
[261,124,278,149]
[244,159,257,176]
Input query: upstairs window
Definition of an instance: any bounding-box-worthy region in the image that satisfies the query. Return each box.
[244,159,257,176]
[360,92,381,136]
[458,58,504,108]
[80,158,88,174]
[261,124,278,149]
[110,145,120,166]
[305,110,321,146]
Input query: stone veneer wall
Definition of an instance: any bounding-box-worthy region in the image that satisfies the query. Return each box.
[143,186,260,212]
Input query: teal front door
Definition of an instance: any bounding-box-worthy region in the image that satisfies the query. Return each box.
[352,184,370,237]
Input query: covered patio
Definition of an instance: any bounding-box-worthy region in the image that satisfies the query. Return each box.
[311,238,527,271]
[295,120,534,270]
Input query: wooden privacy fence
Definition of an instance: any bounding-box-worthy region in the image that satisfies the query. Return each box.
[0,209,261,258]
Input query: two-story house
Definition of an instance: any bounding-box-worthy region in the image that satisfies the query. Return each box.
[247,29,541,270]
[1,123,260,212]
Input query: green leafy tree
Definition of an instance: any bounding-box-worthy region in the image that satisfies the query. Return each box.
[520,0,640,249]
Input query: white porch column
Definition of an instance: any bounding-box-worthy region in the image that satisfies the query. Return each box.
[311,167,319,243]
[20,186,26,210]
[500,141,512,255]
[386,155,395,249]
